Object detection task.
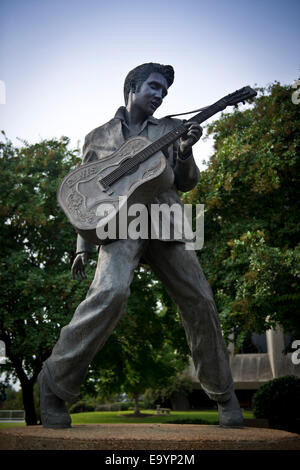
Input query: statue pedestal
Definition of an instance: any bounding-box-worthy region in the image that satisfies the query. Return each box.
[1,423,300,450]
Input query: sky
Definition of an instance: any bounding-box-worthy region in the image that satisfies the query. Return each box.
[1,0,300,169]
[0,0,299,390]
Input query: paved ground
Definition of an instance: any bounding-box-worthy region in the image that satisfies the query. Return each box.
[1,423,300,450]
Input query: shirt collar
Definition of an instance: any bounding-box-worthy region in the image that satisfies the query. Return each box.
[114,106,159,126]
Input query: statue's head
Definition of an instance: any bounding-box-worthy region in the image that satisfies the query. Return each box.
[123,63,174,105]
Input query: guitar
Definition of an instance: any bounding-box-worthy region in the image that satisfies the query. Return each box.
[57,86,257,244]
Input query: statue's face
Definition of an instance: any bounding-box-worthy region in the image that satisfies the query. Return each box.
[132,72,168,116]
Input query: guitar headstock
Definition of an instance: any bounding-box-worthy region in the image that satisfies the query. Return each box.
[222,86,257,107]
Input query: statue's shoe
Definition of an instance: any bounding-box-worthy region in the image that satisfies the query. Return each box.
[218,392,244,428]
[38,370,71,428]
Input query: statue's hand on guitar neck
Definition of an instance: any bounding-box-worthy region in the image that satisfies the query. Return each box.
[179,121,203,158]
[71,252,89,281]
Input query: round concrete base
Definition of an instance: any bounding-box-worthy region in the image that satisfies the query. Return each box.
[1,424,300,450]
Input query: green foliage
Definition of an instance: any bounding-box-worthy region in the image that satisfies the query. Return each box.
[184,83,300,344]
[0,134,84,370]
[0,387,23,410]
[143,371,193,408]
[0,133,90,423]
[252,375,300,427]
[94,402,132,412]
[0,382,7,404]
[68,400,95,414]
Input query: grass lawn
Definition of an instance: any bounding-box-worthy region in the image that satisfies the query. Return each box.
[0,409,254,427]
[0,422,26,428]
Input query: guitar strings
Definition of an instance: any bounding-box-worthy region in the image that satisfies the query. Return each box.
[101,125,186,187]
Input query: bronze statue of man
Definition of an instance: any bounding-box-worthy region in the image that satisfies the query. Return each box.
[38,63,243,428]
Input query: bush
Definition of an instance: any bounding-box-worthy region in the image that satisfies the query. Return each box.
[0,388,24,410]
[95,401,144,411]
[69,400,95,414]
[95,403,125,412]
[252,375,300,428]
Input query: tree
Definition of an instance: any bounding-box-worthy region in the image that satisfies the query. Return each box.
[0,133,190,422]
[183,83,300,348]
[0,133,93,424]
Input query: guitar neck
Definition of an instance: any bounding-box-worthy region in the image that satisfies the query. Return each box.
[102,98,227,187]
[138,98,227,160]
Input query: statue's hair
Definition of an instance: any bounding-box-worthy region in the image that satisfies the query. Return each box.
[123,63,174,105]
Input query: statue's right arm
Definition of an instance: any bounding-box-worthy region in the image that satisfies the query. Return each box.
[81,132,99,165]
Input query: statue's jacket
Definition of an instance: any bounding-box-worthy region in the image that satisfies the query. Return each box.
[76,107,201,253]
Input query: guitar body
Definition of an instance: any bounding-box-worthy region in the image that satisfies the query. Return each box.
[57,136,174,245]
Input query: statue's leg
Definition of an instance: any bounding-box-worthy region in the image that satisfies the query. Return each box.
[145,241,243,426]
[42,238,146,404]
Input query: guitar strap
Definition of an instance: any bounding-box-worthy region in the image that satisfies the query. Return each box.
[163,105,209,119]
